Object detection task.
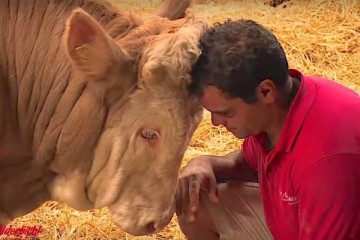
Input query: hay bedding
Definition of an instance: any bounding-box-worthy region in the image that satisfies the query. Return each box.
[5,0,359,239]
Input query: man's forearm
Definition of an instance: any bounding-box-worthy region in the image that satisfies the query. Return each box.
[209,149,258,183]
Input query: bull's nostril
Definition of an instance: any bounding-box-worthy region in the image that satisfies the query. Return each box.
[145,221,156,233]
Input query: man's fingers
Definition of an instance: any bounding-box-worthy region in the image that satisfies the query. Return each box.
[186,175,201,222]
[208,176,220,203]
[175,181,183,215]
[189,175,201,212]
[181,179,190,216]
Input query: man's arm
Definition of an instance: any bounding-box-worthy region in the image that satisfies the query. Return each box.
[297,153,360,240]
[208,149,258,183]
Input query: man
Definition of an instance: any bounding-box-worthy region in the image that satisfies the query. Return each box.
[175,19,360,240]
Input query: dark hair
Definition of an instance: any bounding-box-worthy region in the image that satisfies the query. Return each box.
[190,19,289,103]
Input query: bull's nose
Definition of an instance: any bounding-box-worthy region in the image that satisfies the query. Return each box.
[117,220,163,236]
[111,207,174,236]
[145,221,156,234]
[144,220,164,235]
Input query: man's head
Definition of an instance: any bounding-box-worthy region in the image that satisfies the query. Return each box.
[190,19,291,138]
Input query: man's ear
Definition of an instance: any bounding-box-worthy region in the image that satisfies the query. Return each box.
[63,8,128,78]
[257,79,277,104]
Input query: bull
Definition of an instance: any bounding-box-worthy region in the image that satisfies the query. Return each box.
[0,0,204,236]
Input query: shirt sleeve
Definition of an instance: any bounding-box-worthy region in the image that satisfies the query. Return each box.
[296,153,360,240]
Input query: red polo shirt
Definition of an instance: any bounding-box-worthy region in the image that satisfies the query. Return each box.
[242,69,360,240]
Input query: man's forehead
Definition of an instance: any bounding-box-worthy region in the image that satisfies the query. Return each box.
[200,85,229,99]
[198,86,233,113]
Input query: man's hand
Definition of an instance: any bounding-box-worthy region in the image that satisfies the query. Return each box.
[175,156,220,222]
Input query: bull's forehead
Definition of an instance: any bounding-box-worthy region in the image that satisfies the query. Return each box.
[144,19,204,66]
[139,18,205,88]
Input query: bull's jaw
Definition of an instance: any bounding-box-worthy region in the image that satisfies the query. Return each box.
[48,171,94,211]
[85,132,128,209]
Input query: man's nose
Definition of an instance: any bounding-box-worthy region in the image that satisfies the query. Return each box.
[211,114,226,127]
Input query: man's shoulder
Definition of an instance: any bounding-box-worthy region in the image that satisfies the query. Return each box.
[292,147,360,185]
[298,71,360,149]
[289,70,360,182]
[303,72,359,100]
[292,151,360,191]
[292,68,358,97]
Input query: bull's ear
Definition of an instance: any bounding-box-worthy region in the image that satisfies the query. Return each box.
[64,8,127,77]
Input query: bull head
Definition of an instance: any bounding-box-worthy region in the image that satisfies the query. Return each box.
[50,4,204,236]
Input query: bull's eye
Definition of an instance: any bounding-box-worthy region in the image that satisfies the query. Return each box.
[141,129,159,140]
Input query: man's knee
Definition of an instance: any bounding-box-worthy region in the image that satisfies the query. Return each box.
[177,182,271,240]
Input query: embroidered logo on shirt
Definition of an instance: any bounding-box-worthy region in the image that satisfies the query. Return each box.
[280,191,299,205]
